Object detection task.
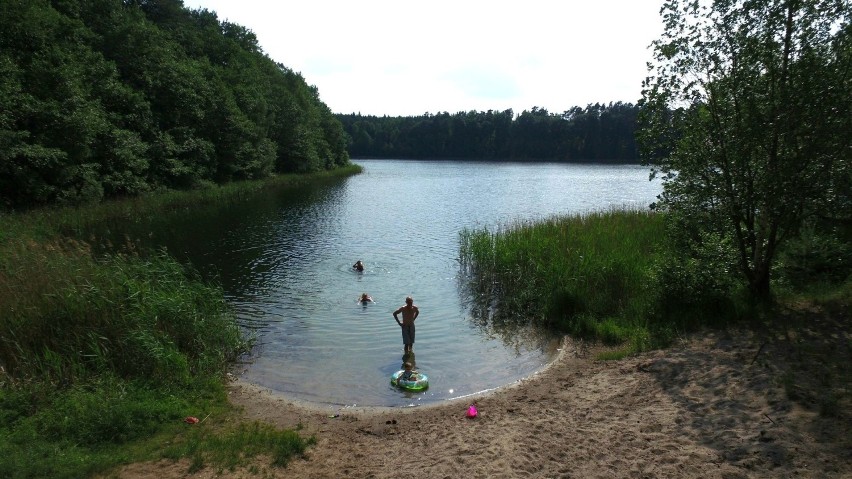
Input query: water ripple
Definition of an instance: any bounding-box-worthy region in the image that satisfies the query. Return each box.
[107,160,661,407]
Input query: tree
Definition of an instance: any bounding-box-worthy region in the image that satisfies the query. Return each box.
[639,0,851,300]
[0,0,350,209]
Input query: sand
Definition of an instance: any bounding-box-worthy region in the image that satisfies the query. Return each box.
[116,318,851,479]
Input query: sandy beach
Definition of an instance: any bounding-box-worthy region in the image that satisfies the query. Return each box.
[118,313,851,479]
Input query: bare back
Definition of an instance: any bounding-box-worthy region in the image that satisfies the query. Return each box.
[393,303,419,326]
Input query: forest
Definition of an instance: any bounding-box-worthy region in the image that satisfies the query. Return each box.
[0,0,350,210]
[337,102,640,162]
[0,0,647,213]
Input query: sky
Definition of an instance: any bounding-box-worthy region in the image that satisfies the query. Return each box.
[181,0,665,117]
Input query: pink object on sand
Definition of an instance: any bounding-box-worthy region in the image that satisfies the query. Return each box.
[466,404,478,418]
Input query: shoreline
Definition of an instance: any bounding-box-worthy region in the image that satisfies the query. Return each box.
[119,323,851,478]
[227,336,575,418]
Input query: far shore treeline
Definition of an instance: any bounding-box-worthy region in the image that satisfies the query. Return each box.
[0,0,646,214]
[0,0,349,211]
[337,103,640,162]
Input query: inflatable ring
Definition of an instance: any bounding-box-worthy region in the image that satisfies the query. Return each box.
[391,370,429,391]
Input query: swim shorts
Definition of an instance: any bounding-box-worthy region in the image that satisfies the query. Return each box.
[401,324,415,345]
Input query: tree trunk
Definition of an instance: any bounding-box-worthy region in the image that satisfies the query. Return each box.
[749,261,773,303]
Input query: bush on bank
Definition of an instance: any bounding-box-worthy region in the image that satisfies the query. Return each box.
[0,167,364,478]
[459,209,850,353]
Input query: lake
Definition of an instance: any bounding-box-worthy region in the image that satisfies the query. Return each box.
[106,159,661,408]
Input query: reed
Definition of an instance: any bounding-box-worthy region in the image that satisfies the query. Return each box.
[0,164,363,240]
[0,238,248,383]
[460,208,667,350]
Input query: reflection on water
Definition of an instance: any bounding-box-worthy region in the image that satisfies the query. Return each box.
[457,259,554,354]
[88,160,660,407]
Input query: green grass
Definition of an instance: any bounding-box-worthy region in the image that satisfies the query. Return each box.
[0,377,316,478]
[0,376,221,479]
[0,165,359,478]
[163,421,316,473]
[0,164,362,243]
[459,208,755,353]
[0,240,247,382]
[0,241,316,478]
[460,208,667,350]
[459,206,850,364]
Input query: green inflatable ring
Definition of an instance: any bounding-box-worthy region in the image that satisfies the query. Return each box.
[391,370,429,391]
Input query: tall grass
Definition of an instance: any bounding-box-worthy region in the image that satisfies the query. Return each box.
[460,206,850,358]
[0,166,360,478]
[460,209,665,348]
[0,238,247,384]
[459,208,751,352]
[0,237,275,478]
[0,164,363,242]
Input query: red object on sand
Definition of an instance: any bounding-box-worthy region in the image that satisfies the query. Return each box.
[184,416,199,424]
[466,404,478,418]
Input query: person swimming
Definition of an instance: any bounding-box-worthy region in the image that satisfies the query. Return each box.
[358,293,373,303]
[353,260,364,272]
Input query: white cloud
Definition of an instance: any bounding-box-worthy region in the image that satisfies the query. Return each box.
[182,0,664,116]
[447,64,521,101]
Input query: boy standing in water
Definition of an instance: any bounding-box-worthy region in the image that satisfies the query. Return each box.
[393,296,419,353]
